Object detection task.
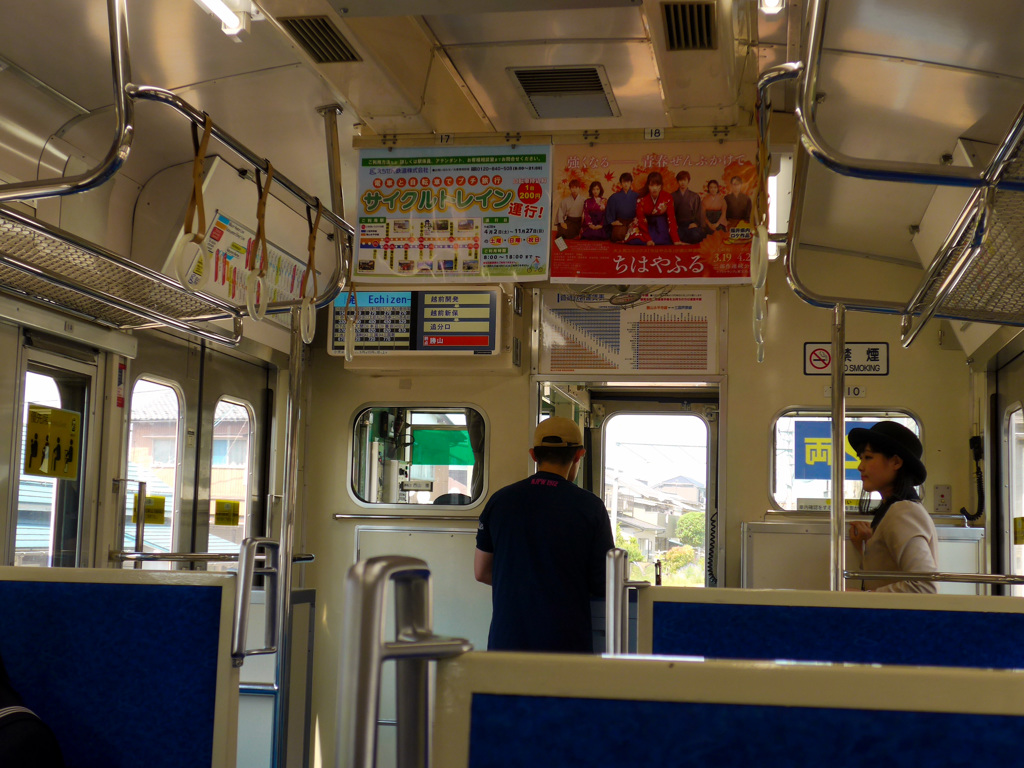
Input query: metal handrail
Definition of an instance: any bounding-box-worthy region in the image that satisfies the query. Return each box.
[127,85,352,312]
[0,0,349,331]
[337,556,471,768]
[604,548,649,654]
[333,513,476,522]
[232,538,280,666]
[111,551,314,564]
[796,0,1024,193]
[0,0,134,203]
[845,570,1024,587]
[132,481,147,570]
[756,62,803,240]
[784,144,908,315]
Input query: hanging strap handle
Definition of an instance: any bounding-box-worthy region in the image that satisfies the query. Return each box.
[184,115,213,243]
[300,199,322,299]
[247,163,274,321]
[253,163,274,278]
[298,200,323,344]
[175,114,213,291]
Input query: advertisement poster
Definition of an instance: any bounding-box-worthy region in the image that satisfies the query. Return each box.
[355,145,551,282]
[180,209,324,327]
[24,404,80,481]
[539,289,717,374]
[793,421,860,481]
[549,141,758,284]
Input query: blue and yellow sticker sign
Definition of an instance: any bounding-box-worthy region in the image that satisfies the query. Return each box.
[794,421,860,481]
[24,404,81,481]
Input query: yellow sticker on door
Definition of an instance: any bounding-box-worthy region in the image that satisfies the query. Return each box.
[24,404,81,481]
[131,494,167,525]
[214,500,240,526]
[1014,517,1024,546]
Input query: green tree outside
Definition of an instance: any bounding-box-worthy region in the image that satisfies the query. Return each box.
[675,512,705,548]
[615,525,643,562]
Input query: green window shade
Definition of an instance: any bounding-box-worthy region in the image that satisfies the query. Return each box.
[411,429,474,466]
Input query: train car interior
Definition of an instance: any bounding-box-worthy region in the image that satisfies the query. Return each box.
[2,0,1024,766]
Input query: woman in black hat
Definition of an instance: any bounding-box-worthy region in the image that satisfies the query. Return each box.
[847,421,939,593]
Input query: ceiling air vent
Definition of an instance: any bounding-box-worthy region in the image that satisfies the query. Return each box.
[509,66,620,120]
[279,16,360,64]
[663,2,718,51]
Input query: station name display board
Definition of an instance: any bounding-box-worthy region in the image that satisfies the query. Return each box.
[355,145,551,282]
[329,289,499,356]
[549,141,758,284]
[539,289,718,374]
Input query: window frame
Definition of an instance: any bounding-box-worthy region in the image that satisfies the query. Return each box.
[347,403,488,510]
[769,406,923,512]
[122,376,185,558]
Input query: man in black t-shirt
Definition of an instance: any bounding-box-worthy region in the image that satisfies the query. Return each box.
[474,417,614,653]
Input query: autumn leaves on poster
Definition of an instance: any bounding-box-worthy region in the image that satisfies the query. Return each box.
[550,141,758,284]
[24,404,80,481]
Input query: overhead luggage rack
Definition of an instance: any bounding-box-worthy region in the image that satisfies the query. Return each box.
[899,134,1024,346]
[756,0,1024,348]
[0,0,352,349]
[0,204,244,345]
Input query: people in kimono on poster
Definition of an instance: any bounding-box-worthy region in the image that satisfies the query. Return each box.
[549,142,758,284]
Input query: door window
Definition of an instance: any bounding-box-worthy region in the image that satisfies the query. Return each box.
[208,398,253,570]
[603,413,709,586]
[16,362,92,568]
[124,379,181,567]
[1008,408,1024,596]
[15,373,62,566]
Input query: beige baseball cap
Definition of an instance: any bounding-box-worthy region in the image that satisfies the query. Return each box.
[533,416,583,448]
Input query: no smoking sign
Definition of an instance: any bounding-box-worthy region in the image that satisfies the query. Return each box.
[804,342,889,376]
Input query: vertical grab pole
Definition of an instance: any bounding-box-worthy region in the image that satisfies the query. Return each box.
[273,307,305,767]
[605,548,628,654]
[133,481,147,570]
[394,571,431,768]
[830,304,847,591]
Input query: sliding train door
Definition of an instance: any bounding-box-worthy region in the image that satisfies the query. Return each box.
[122,330,273,567]
[589,389,720,587]
[2,325,104,568]
[537,382,721,587]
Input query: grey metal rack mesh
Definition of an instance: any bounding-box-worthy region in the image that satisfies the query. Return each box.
[914,181,1024,326]
[0,206,241,341]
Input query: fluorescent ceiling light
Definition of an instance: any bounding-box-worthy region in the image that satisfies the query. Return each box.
[194,0,245,35]
[759,0,785,14]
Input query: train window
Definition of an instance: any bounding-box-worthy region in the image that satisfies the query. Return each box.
[351,406,485,505]
[603,413,709,586]
[16,357,93,568]
[208,398,253,566]
[1008,407,1024,596]
[124,379,182,568]
[773,411,921,511]
[15,373,63,566]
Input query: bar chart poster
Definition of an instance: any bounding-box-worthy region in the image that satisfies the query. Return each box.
[539,289,717,374]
